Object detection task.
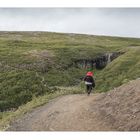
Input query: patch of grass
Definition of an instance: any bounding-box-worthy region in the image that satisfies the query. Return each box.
[0,70,52,111]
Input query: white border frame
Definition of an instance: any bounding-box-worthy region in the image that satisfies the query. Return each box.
[0,0,140,140]
[0,0,140,7]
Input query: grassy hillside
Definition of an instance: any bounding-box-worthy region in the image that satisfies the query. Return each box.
[96,47,140,92]
[0,31,140,111]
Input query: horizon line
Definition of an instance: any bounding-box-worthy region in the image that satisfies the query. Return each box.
[0,30,140,39]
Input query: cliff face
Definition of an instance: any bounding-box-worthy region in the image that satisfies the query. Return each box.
[74,52,124,69]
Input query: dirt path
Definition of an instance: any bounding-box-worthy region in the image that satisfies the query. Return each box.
[6,79,140,131]
[7,94,112,131]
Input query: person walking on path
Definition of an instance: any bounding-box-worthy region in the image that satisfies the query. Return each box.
[84,71,95,95]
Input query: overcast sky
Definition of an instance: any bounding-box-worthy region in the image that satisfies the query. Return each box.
[0,8,140,38]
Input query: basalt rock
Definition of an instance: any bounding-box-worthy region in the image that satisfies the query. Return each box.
[73,52,124,70]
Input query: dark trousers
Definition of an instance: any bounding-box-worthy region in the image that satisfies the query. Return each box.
[86,85,92,95]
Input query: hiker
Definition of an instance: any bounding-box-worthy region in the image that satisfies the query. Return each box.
[84,71,95,95]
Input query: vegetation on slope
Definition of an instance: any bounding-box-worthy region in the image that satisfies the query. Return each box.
[0,31,140,112]
[96,47,140,92]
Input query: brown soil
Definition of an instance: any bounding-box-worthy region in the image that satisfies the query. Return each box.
[7,79,140,131]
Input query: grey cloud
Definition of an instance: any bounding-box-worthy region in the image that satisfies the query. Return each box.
[0,8,140,38]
